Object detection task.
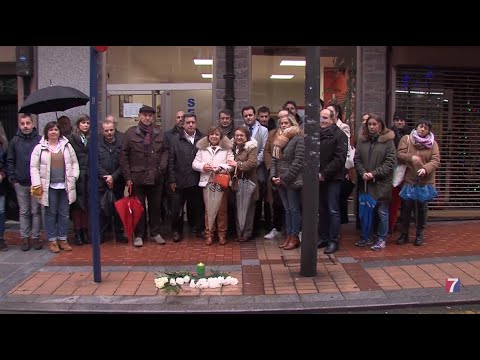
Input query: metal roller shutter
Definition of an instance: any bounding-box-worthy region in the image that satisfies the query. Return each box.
[395,66,480,219]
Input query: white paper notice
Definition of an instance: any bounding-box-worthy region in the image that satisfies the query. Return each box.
[123,103,143,117]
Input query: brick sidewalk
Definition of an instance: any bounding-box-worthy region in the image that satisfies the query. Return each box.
[5,221,480,303]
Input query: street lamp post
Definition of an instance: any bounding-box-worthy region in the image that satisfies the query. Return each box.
[300,46,321,277]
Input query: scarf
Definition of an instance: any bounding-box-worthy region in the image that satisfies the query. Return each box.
[272,126,300,159]
[411,130,434,149]
[219,121,234,139]
[80,133,88,146]
[138,122,153,152]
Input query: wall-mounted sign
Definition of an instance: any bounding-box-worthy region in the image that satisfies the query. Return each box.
[123,103,143,118]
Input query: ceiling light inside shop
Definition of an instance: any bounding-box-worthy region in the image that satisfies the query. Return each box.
[201,73,213,79]
[194,59,213,65]
[280,60,306,66]
[270,74,294,79]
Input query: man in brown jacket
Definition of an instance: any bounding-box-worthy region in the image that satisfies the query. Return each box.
[119,105,169,247]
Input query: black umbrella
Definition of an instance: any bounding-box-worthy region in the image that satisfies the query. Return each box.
[18,85,90,116]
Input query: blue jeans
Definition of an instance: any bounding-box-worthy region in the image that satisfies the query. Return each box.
[278,187,302,236]
[318,180,341,245]
[44,188,69,242]
[14,183,42,239]
[375,201,389,241]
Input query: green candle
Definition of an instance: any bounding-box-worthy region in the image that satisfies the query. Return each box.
[196,262,205,278]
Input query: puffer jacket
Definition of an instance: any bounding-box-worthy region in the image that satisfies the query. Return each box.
[192,136,234,187]
[30,136,80,207]
[270,134,304,188]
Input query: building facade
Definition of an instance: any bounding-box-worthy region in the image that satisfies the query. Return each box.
[1,46,479,219]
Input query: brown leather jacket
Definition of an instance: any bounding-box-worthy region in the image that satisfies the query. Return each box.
[119,125,169,186]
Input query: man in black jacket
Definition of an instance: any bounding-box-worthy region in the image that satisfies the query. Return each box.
[167,113,204,242]
[317,108,348,254]
[7,114,42,251]
[98,120,126,243]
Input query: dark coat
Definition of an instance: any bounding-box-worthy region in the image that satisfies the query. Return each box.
[391,125,412,148]
[270,135,304,188]
[67,133,89,210]
[354,128,396,201]
[167,130,203,189]
[120,125,169,186]
[7,128,41,186]
[97,132,125,194]
[319,124,348,181]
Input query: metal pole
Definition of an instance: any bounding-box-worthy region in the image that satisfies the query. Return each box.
[89,46,101,283]
[300,46,321,277]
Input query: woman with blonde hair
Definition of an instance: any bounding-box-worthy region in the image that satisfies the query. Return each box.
[270,114,304,250]
[192,126,234,245]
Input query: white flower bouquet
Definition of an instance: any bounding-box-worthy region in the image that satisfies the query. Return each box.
[154,270,239,294]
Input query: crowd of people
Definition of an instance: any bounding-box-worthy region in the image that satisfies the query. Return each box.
[0,102,439,255]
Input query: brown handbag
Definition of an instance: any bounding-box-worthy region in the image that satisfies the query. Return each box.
[214,172,230,189]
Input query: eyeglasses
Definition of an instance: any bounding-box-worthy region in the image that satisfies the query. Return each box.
[320,116,329,120]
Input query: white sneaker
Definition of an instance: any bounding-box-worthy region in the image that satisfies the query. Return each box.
[133,237,143,247]
[264,228,281,239]
[153,234,166,245]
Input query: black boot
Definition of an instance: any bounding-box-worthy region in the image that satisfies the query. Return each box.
[32,238,43,250]
[81,228,91,244]
[414,202,427,246]
[414,233,424,246]
[74,230,83,246]
[399,200,413,244]
[396,233,409,245]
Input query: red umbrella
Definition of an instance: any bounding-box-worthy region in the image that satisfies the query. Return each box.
[114,185,144,245]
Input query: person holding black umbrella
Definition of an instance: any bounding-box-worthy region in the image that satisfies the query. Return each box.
[354,113,396,251]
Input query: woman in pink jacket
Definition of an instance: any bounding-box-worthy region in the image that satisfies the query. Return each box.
[192,126,234,245]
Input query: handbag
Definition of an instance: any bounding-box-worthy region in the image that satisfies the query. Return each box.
[345,144,355,169]
[214,172,230,190]
[392,164,407,187]
[392,136,410,187]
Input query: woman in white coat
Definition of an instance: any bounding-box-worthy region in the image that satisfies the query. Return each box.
[192,126,234,245]
[30,121,79,253]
